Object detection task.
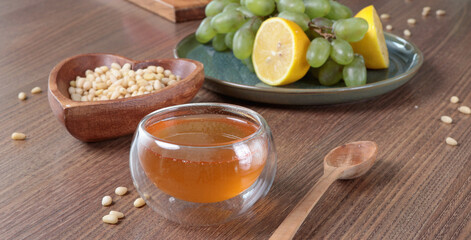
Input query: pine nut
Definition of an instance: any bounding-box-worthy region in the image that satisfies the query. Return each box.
[436,9,446,16]
[94,67,103,74]
[422,6,431,16]
[102,214,118,224]
[156,66,164,73]
[458,106,471,114]
[18,92,27,100]
[122,63,131,71]
[111,62,121,70]
[404,29,411,37]
[407,18,416,25]
[110,91,120,100]
[109,211,124,218]
[102,196,112,206]
[161,78,170,84]
[134,198,146,208]
[71,93,82,101]
[31,87,42,94]
[440,116,452,124]
[11,132,26,140]
[164,69,172,77]
[115,187,127,196]
[143,73,154,80]
[380,13,390,20]
[168,80,178,86]
[385,25,393,31]
[100,66,109,72]
[446,137,458,146]
[450,96,459,103]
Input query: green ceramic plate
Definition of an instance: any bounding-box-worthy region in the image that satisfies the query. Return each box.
[174,32,423,105]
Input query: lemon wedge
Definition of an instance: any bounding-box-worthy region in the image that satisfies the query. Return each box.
[252,17,310,86]
[350,5,389,69]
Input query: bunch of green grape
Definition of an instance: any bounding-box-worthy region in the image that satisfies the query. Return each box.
[196,0,370,87]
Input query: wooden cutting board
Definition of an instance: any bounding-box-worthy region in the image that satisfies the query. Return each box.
[127,0,211,23]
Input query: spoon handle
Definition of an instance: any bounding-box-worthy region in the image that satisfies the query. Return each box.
[269,169,342,240]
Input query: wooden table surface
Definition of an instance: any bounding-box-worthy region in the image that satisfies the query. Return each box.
[1,0,471,239]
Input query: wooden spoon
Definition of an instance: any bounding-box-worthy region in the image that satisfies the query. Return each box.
[270,141,378,240]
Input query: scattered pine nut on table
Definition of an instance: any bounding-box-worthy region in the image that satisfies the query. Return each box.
[446,137,458,146]
[115,187,128,196]
[102,214,119,224]
[11,132,26,140]
[31,87,42,94]
[134,198,146,208]
[422,6,431,16]
[450,96,459,103]
[102,196,112,206]
[109,211,124,218]
[18,92,27,100]
[407,18,416,26]
[404,29,412,37]
[458,106,471,114]
[440,116,452,124]
[380,13,390,20]
[436,9,446,16]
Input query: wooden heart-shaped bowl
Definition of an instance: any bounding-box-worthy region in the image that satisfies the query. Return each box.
[48,53,204,142]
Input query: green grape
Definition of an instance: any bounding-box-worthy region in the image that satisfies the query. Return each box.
[245,0,276,17]
[241,17,263,32]
[205,0,227,17]
[333,18,369,42]
[311,17,333,30]
[196,17,217,43]
[224,3,241,12]
[210,10,245,33]
[318,59,343,86]
[225,31,236,49]
[304,0,331,19]
[212,34,228,51]
[237,6,255,17]
[233,28,255,60]
[325,0,352,20]
[242,57,255,72]
[343,55,367,87]
[277,11,310,31]
[330,38,354,65]
[306,38,331,68]
[277,0,305,13]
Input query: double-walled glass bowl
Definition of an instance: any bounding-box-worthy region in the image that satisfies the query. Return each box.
[130,103,276,225]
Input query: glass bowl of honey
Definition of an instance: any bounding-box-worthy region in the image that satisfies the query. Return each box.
[130,103,276,226]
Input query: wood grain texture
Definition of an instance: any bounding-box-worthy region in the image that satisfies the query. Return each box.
[126,0,210,22]
[1,0,471,239]
[48,53,204,142]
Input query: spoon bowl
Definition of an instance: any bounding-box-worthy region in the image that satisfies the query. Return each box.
[324,141,378,179]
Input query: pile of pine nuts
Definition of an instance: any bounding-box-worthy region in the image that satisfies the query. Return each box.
[69,63,182,102]
[101,186,147,225]
[440,96,470,146]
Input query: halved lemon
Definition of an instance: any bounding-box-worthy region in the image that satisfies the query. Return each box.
[252,17,310,86]
[350,5,389,69]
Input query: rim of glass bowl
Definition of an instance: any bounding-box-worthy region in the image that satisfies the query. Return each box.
[138,102,266,149]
